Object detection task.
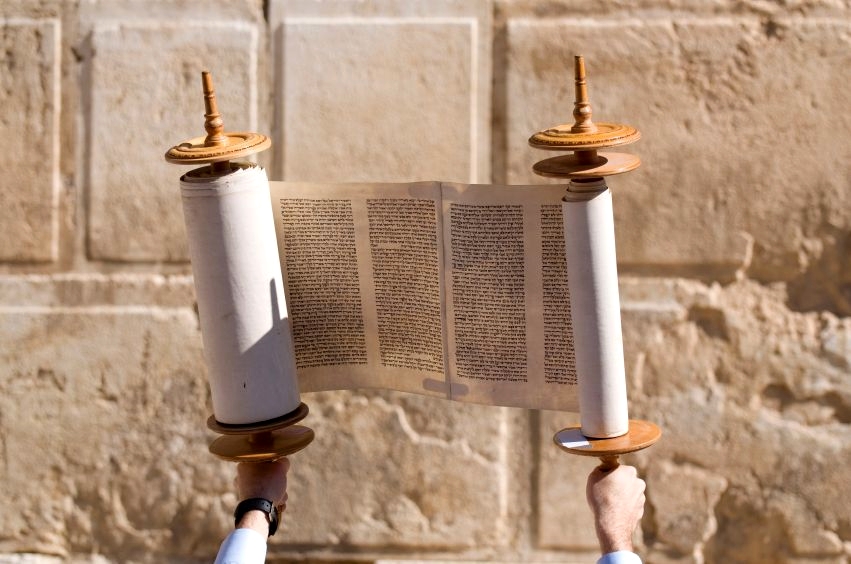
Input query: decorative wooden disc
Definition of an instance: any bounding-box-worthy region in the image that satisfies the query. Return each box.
[529,55,641,180]
[207,402,310,435]
[529,122,640,151]
[209,425,315,462]
[164,71,270,166]
[533,151,641,178]
[553,419,661,458]
[165,132,271,165]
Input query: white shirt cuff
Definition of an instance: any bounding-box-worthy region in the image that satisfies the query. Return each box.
[214,527,268,564]
[597,550,643,564]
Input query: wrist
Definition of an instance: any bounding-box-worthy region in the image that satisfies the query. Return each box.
[597,527,633,554]
[599,540,634,554]
[237,509,272,538]
[234,498,279,537]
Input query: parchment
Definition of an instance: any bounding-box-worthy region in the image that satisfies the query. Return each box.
[270,181,585,412]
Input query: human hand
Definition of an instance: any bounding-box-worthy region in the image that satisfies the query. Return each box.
[234,458,290,536]
[585,463,646,554]
[236,458,290,507]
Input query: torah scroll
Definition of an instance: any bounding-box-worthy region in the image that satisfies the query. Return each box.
[180,172,630,427]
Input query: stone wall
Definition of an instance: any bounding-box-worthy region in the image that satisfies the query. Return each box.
[1,1,849,563]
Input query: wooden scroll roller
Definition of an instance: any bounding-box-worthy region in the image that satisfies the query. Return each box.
[530,56,661,471]
[165,72,314,463]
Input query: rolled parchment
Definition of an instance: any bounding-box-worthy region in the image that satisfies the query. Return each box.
[181,164,300,425]
[562,178,629,438]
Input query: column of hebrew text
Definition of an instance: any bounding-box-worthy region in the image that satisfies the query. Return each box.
[541,204,577,385]
[448,203,528,383]
[366,198,444,374]
[279,198,368,368]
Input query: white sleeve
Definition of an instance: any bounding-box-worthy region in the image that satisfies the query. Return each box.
[597,550,642,564]
[214,528,268,564]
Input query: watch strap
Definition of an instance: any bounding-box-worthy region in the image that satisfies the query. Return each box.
[234,497,279,537]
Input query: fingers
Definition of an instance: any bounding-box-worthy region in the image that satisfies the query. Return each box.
[586,464,646,513]
[235,458,291,503]
[619,464,638,479]
[587,463,639,494]
[589,462,637,483]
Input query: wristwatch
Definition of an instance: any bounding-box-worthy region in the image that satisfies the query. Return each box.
[234,498,279,537]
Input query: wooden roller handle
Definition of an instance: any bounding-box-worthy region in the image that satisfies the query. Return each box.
[201,71,231,174]
[598,455,620,472]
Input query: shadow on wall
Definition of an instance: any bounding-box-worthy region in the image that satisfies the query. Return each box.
[784,229,851,317]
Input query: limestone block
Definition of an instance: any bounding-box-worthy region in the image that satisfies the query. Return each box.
[0,557,53,563]
[645,460,727,554]
[764,490,843,556]
[704,482,845,562]
[0,286,516,554]
[504,18,851,284]
[617,279,851,560]
[0,274,195,308]
[86,22,258,261]
[0,556,106,564]
[620,277,717,317]
[535,277,850,560]
[79,0,263,24]
[0,19,60,262]
[273,390,515,550]
[0,307,224,560]
[535,410,599,550]
[271,0,491,183]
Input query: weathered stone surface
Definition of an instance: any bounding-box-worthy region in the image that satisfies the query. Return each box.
[820,317,851,370]
[0,19,60,262]
[1,2,850,563]
[0,274,195,307]
[79,0,263,24]
[0,308,219,561]
[87,22,258,261]
[535,410,599,550]
[274,391,514,550]
[505,18,851,298]
[622,278,851,562]
[0,557,91,564]
[537,277,851,561]
[0,293,519,555]
[645,460,727,555]
[496,0,848,17]
[271,0,492,183]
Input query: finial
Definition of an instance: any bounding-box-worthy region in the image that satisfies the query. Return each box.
[528,55,641,179]
[571,56,596,134]
[202,71,228,147]
[165,71,271,167]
